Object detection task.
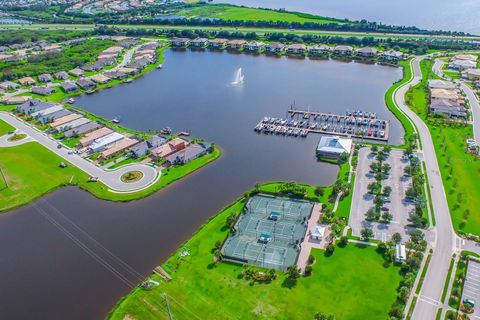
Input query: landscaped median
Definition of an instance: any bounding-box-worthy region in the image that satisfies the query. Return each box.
[107,181,403,320]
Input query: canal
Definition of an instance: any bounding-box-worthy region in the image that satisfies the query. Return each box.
[0,50,402,319]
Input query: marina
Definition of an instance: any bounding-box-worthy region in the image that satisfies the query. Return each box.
[254,108,390,141]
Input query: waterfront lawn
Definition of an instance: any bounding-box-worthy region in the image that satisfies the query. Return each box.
[0,142,91,210]
[0,141,221,211]
[0,118,14,136]
[108,195,401,320]
[179,4,342,24]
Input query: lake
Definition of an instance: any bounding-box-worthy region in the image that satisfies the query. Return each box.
[212,0,480,34]
[0,49,402,319]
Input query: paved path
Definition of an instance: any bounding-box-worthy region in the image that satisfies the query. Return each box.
[0,112,159,192]
[396,57,457,320]
[0,130,33,147]
[388,56,454,318]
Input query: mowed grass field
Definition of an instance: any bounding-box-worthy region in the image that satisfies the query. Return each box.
[109,197,401,320]
[0,118,14,136]
[405,59,480,234]
[0,138,220,211]
[179,4,341,24]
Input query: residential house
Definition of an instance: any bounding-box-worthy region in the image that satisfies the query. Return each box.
[453,54,478,62]
[245,41,265,52]
[430,99,467,118]
[449,59,476,71]
[151,137,189,159]
[104,71,127,80]
[164,143,209,166]
[130,135,167,157]
[76,79,96,90]
[3,96,32,105]
[38,109,71,124]
[89,132,125,153]
[227,39,247,50]
[316,135,352,158]
[38,73,53,83]
[55,118,90,132]
[430,88,463,104]
[31,86,56,96]
[308,45,330,56]
[463,68,480,81]
[54,71,69,80]
[428,79,456,90]
[78,127,114,147]
[286,43,307,55]
[117,67,139,75]
[16,99,54,114]
[31,104,64,118]
[333,45,354,56]
[102,46,124,54]
[209,38,228,49]
[189,38,209,47]
[170,38,190,47]
[99,138,139,160]
[18,77,36,86]
[379,50,404,62]
[356,47,377,58]
[265,43,285,54]
[64,121,102,138]
[61,81,78,93]
[90,74,111,84]
[43,44,62,52]
[50,113,83,128]
[0,81,20,90]
[69,68,84,77]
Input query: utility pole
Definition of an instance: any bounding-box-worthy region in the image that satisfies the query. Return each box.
[162,293,173,320]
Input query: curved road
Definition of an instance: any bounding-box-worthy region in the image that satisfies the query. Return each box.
[394,57,456,320]
[0,112,159,192]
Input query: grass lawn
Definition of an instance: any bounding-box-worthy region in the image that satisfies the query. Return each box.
[405,58,480,235]
[0,118,14,136]
[179,4,341,24]
[0,141,221,212]
[108,194,401,320]
[444,71,461,79]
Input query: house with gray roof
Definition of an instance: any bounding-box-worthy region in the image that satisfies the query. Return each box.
[38,73,53,83]
[16,99,54,115]
[130,135,167,157]
[54,71,69,80]
[38,109,72,124]
[64,121,102,138]
[0,81,20,90]
[76,79,96,90]
[265,43,285,54]
[61,81,78,93]
[356,47,377,58]
[430,99,467,118]
[164,143,210,166]
[32,86,56,96]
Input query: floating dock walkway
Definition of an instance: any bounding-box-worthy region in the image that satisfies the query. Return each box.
[254,108,390,141]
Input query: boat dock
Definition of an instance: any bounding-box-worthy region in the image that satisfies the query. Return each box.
[254,108,389,141]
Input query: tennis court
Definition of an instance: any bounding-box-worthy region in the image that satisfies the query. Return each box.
[222,194,314,271]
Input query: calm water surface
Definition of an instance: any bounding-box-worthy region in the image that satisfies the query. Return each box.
[212,0,480,34]
[0,50,402,319]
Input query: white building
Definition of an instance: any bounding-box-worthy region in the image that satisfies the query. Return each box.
[395,244,407,263]
[89,132,124,153]
[316,135,352,158]
[310,225,326,241]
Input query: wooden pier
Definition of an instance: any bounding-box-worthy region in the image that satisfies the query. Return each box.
[255,108,390,142]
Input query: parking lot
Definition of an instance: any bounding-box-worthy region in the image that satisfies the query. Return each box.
[349,147,415,241]
[462,260,480,318]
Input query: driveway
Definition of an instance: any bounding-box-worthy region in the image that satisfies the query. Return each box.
[0,112,159,192]
[349,147,414,241]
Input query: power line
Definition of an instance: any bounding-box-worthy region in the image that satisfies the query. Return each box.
[32,203,136,289]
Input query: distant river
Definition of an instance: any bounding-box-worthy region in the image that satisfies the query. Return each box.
[0,50,402,319]
[212,0,480,34]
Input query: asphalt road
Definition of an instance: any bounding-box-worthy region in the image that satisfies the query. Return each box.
[396,57,457,320]
[0,112,159,192]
